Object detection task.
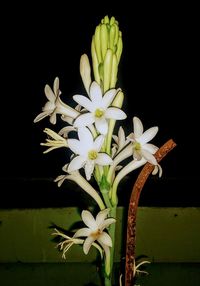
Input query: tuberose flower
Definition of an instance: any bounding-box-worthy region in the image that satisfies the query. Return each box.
[67,127,113,180]
[73,81,126,135]
[74,208,116,255]
[40,128,68,153]
[127,117,159,165]
[34,77,79,124]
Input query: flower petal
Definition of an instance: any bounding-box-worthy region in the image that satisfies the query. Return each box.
[33,111,49,123]
[49,112,57,124]
[53,77,60,96]
[90,81,102,103]
[85,160,95,180]
[139,127,158,145]
[96,209,110,226]
[141,149,157,165]
[94,135,104,152]
[105,107,127,120]
[142,143,158,154]
[74,113,94,128]
[95,117,108,135]
[67,139,82,154]
[99,218,116,231]
[98,232,112,247]
[73,95,94,112]
[68,156,86,172]
[78,127,93,149]
[83,236,95,254]
[44,84,55,102]
[95,153,113,165]
[82,210,97,230]
[74,227,91,238]
[133,117,143,138]
[102,89,117,108]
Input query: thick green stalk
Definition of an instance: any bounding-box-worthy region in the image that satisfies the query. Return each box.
[103,206,117,286]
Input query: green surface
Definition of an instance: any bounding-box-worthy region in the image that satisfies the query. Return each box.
[0,207,200,285]
[0,263,200,286]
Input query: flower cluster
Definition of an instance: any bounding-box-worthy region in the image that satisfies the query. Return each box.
[34,15,161,285]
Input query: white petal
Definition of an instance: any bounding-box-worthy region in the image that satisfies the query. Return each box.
[68,156,86,172]
[95,117,108,135]
[105,107,127,120]
[44,84,55,102]
[74,227,91,238]
[73,95,94,112]
[94,135,104,152]
[98,232,112,247]
[133,150,142,161]
[142,143,158,154]
[67,139,82,154]
[78,127,93,149]
[141,149,157,165]
[133,117,143,138]
[81,210,97,230]
[90,81,102,103]
[49,112,57,124]
[95,153,113,165]
[85,160,95,180]
[33,111,49,123]
[102,89,117,108]
[139,127,158,145]
[83,236,95,254]
[99,218,116,231]
[53,77,60,95]
[96,209,110,226]
[74,113,94,128]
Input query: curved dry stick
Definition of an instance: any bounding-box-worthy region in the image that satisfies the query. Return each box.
[125,139,177,286]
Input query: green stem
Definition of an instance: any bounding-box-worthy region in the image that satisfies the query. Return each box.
[103,206,117,286]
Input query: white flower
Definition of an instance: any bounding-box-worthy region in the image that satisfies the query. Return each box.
[74,209,116,255]
[34,77,79,124]
[73,81,126,135]
[127,117,159,165]
[67,127,113,180]
[40,128,68,153]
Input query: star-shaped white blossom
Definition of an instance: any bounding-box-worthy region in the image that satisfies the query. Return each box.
[74,208,115,255]
[127,116,159,165]
[73,81,127,135]
[34,77,79,124]
[67,127,113,180]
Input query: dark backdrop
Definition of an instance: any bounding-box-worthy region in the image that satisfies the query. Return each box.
[0,2,198,208]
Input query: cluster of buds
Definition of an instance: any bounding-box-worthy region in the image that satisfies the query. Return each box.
[91,15,123,93]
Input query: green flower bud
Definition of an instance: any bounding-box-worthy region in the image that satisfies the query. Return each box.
[91,16,123,91]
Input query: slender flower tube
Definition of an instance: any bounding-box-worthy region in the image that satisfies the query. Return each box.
[54,165,105,210]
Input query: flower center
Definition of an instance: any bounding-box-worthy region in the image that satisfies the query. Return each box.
[91,229,101,239]
[95,108,104,118]
[88,150,98,160]
[133,142,141,151]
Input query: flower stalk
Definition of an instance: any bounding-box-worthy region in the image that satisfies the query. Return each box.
[33,15,175,286]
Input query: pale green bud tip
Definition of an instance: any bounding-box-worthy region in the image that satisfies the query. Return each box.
[80,54,91,94]
[112,90,124,108]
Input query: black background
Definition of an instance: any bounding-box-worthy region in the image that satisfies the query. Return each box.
[0,2,198,208]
